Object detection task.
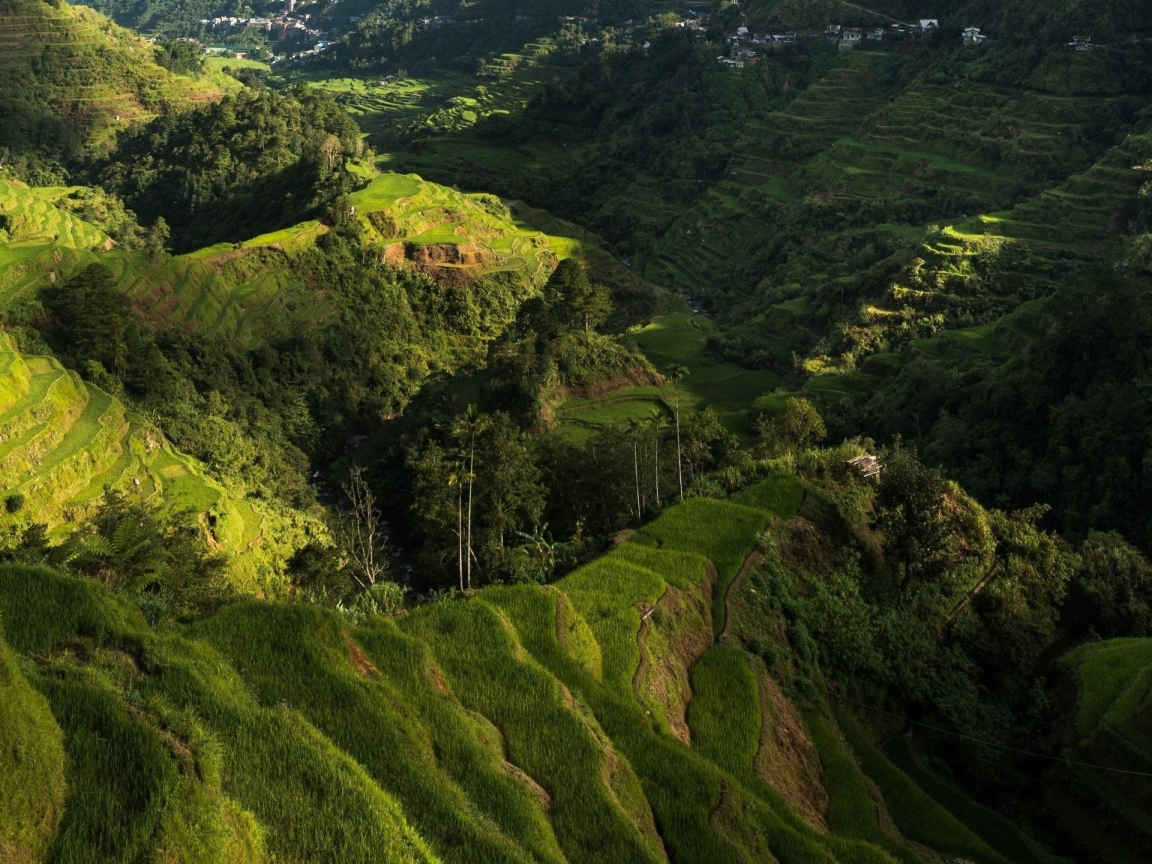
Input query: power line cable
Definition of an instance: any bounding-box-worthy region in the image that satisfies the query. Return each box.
[832,693,1152,779]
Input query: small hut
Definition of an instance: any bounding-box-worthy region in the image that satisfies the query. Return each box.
[846,455,882,480]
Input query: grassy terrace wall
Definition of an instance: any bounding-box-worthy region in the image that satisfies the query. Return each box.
[0,0,237,150]
[1045,638,1152,860]
[0,479,1054,862]
[0,329,304,590]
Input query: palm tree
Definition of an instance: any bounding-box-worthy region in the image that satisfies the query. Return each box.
[453,405,490,591]
[447,463,465,592]
[651,414,665,506]
[627,418,644,525]
[666,364,688,500]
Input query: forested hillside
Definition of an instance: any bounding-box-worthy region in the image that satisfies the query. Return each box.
[9,462,1149,863]
[5,0,1152,862]
[0,0,239,175]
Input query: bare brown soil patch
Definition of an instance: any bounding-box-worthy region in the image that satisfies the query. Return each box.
[756,674,829,831]
[344,631,379,678]
[502,761,553,813]
[426,659,449,694]
[634,578,713,745]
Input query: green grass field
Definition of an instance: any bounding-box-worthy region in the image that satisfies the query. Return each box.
[556,313,784,439]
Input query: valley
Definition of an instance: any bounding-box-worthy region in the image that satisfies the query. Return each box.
[3,0,1152,862]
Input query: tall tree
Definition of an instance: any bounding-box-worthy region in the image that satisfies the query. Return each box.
[666,364,688,500]
[339,465,389,589]
[875,447,951,592]
[453,405,490,591]
[627,418,643,524]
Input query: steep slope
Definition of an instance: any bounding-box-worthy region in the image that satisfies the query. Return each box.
[1044,639,1152,862]
[0,331,305,588]
[0,0,238,154]
[0,476,1077,864]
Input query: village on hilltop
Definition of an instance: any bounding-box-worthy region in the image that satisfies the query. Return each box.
[718,15,1100,68]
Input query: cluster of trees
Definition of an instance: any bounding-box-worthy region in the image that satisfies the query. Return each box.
[155,39,206,76]
[483,259,634,417]
[1,490,228,622]
[91,86,367,251]
[843,260,1152,553]
[395,404,746,585]
[88,0,252,37]
[25,209,541,506]
[753,442,1152,803]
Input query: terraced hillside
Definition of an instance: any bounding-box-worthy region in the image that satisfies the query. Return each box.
[373,36,582,180]
[2,172,605,350]
[645,48,1136,298]
[101,224,337,349]
[0,476,1059,864]
[644,50,900,292]
[0,332,300,589]
[309,35,570,158]
[1047,639,1152,862]
[0,0,238,151]
[0,177,333,349]
[351,173,574,285]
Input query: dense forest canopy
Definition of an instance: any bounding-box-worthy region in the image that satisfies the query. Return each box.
[92,86,366,250]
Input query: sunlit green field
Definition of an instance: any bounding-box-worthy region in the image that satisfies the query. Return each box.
[556,314,783,438]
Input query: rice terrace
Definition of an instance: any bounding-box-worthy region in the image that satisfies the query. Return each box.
[2,0,1152,862]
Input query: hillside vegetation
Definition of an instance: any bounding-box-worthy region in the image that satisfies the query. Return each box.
[0,162,636,590]
[0,0,237,164]
[0,328,308,589]
[0,468,1076,864]
[7,2,1152,862]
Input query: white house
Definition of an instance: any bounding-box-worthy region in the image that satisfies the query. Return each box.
[866,27,884,40]
[918,19,939,31]
[962,26,987,45]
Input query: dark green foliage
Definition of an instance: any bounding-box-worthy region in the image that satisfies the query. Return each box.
[541,259,612,334]
[93,87,366,251]
[4,494,25,514]
[875,446,952,591]
[755,396,826,456]
[1066,531,1152,637]
[833,705,1011,864]
[474,32,829,253]
[407,410,545,583]
[59,490,230,621]
[155,40,205,77]
[89,0,247,36]
[482,259,636,419]
[42,263,130,376]
[855,266,1152,551]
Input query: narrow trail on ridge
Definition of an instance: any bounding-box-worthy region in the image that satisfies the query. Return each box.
[720,550,763,643]
[718,487,807,644]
